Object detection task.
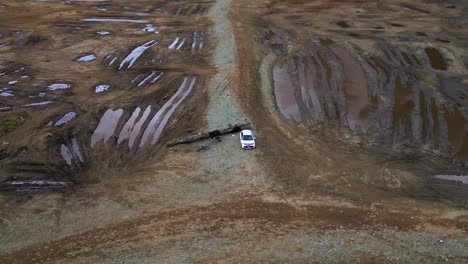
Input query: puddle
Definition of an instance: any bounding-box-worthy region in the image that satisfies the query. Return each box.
[0,106,12,112]
[177,39,186,50]
[1,180,69,186]
[273,62,301,123]
[22,101,53,107]
[128,106,152,148]
[168,37,186,50]
[118,107,141,144]
[168,37,179,50]
[95,84,110,93]
[47,83,72,91]
[108,56,118,66]
[137,71,163,87]
[0,91,13,97]
[150,77,196,145]
[96,31,111,35]
[60,144,73,166]
[90,108,124,147]
[93,6,107,11]
[61,139,84,166]
[139,77,197,147]
[54,112,77,126]
[425,47,447,70]
[329,44,369,131]
[124,12,149,17]
[117,106,153,148]
[143,24,159,33]
[0,180,71,192]
[76,54,96,62]
[118,40,157,70]
[71,138,84,163]
[433,175,468,184]
[81,18,149,23]
[191,32,205,52]
[295,54,324,121]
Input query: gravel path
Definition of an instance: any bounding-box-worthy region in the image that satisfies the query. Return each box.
[194,0,262,187]
[206,0,246,131]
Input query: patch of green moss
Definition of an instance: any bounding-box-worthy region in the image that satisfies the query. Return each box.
[0,114,23,137]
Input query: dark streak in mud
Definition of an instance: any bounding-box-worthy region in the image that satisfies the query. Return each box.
[425,47,447,71]
[393,77,414,140]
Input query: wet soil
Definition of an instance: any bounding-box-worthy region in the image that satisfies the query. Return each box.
[272,62,301,123]
[0,0,213,181]
[258,0,468,167]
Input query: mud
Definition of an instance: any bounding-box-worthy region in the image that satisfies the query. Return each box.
[425,47,447,70]
[0,0,212,182]
[329,43,370,131]
[273,62,301,123]
[260,0,468,165]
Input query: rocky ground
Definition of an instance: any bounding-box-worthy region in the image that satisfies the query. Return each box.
[0,0,467,263]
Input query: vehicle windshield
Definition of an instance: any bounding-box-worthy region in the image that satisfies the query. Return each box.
[243,135,254,140]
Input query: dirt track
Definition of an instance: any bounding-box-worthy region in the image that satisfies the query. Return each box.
[1,0,468,263]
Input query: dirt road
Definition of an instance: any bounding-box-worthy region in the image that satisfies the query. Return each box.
[0,0,468,263]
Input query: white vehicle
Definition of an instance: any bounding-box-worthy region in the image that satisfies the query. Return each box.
[239,129,256,149]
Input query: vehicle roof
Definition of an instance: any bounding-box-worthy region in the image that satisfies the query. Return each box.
[241,129,253,135]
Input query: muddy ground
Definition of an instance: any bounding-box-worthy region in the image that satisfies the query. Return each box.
[0,0,468,263]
